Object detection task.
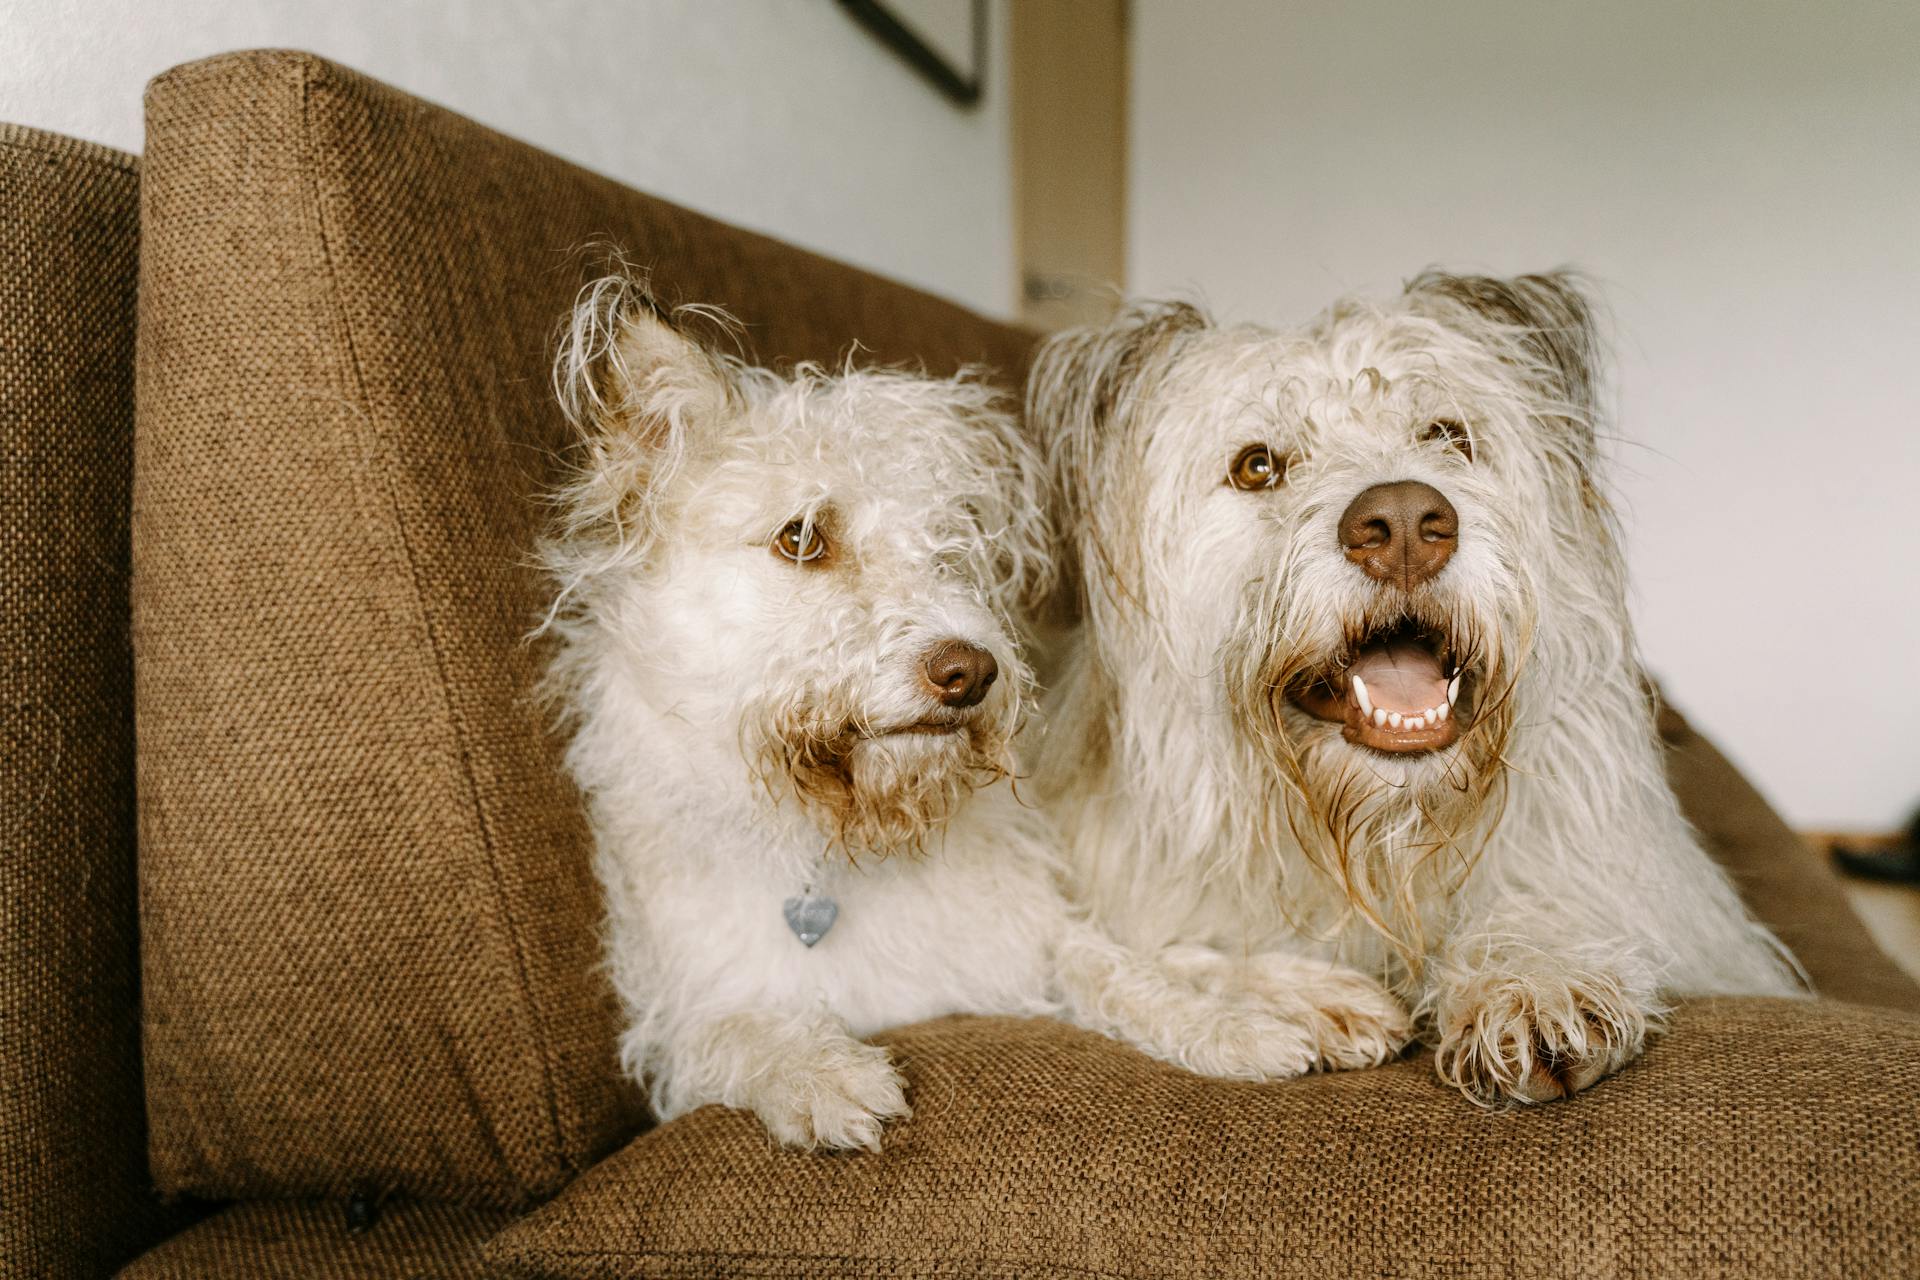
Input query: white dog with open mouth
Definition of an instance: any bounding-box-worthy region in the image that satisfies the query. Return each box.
[539,274,1362,1150]
[1029,271,1800,1104]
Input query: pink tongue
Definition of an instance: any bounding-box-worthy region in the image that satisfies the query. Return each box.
[1348,639,1447,713]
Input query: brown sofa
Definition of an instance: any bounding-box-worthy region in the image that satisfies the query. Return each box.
[2,53,1915,1280]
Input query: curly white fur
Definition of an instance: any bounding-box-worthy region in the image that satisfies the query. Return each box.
[540,272,1376,1150]
[1029,270,1802,1105]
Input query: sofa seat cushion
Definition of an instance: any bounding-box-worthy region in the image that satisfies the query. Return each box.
[117,1199,514,1279]
[134,49,1034,1209]
[486,1004,1920,1280]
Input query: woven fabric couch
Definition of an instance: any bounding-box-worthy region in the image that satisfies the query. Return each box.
[2,53,1916,1280]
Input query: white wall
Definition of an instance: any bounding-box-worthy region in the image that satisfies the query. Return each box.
[1130,0,1920,830]
[0,0,1014,317]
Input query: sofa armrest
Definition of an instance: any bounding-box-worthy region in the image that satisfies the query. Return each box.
[0,123,207,1276]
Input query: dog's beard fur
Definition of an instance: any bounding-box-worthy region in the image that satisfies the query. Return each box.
[1224,579,1524,962]
[744,679,1021,860]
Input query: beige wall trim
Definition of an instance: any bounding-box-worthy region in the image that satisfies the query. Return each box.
[1011,0,1128,331]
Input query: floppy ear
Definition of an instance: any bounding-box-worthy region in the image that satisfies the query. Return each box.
[1405,270,1603,445]
[979,383,1060,618]
[553,271,732,450]
[545,273,735,578]
[1026,301,1212,544]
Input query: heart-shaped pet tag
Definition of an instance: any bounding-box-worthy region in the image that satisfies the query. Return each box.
[782,893,838,948]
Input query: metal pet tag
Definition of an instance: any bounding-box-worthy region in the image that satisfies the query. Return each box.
[782,892,839,948]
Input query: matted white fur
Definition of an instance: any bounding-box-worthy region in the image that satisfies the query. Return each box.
[1029,271,1802,1105]
[539,272,1391,1151]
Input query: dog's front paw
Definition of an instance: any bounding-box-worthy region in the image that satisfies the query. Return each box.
[1243,954,1414,1071]
[745,1036,910,1152]
[1080,944,1319,1079]
[1174,1001,1325,1081]
[1432,967,1652,1105]
[1069,941,1409,1080]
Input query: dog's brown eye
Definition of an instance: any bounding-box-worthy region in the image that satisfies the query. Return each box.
[1228,444,1284,491]
[772,519,828,565]
[1424,418,1474,461]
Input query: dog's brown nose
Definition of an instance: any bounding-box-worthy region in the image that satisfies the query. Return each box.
[1338,480,1459,589]
[922,640,999,708]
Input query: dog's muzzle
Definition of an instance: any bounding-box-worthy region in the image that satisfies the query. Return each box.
[1290,479,1472,754]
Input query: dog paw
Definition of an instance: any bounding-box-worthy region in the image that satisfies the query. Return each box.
[1242,953,1414,1071]
[1432,968,1651,1105]
[745,1037,911,1152]
[1173,1001,1324,1081]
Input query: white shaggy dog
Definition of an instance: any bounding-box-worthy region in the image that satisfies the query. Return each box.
[1029,271,1801,1105]
[539,275,1362,1151]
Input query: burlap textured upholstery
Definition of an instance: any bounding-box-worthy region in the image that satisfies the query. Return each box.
[487,1002,1919,1280]
[116,1198,512,1279]
[0,123,206,1278]
[134,49,1035,1207]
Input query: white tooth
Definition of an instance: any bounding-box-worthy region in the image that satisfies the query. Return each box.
[1447,675,1461,705]
[1387,711,1403,729]
[1421,709,1436,728]
[1435,702,1449,722]
[1352,675,1374,717]
[1372,708,1387,727]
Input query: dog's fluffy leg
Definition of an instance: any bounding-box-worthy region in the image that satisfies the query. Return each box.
[643,1007,910,1151]
[1054,924,1410,1079]
[1231,949,1416,1071]
[1426,688,1801,1106]
[1424,929,1661,1105]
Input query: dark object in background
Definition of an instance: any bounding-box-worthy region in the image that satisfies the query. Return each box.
[838,0,985,107]
[1833,807,1920,886]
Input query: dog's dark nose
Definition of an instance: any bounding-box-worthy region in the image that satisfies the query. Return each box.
[922,640,999,708]
[1338,480,1459,589]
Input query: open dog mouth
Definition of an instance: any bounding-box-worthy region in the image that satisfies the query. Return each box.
[1288,618,1472,754]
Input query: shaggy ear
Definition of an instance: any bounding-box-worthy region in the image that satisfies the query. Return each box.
[1406,270,1602,436]
[971,382,1059,616]
[544,274,736,585]
[553,272,732,446]
[1026,301,1212,534]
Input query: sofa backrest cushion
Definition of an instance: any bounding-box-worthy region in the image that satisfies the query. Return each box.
[134,50,1035,1207]
[1657,701,1918,1012]
[0,124,204,1276]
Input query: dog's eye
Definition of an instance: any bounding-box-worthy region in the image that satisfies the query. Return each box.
[1227,444,1285,491]
[1423,418,1474,461]
[771,519,829,565]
